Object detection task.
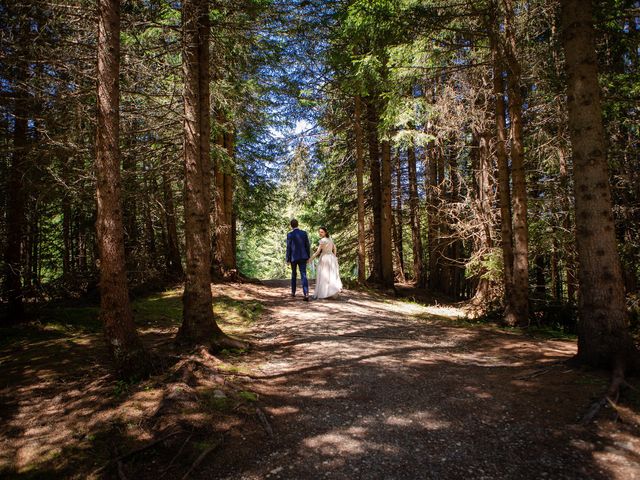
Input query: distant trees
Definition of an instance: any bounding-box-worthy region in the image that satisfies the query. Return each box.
[311,0,639,369]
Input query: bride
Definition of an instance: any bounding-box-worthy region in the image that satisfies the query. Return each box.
[308,227,342,299]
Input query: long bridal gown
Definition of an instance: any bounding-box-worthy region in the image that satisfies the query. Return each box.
[313,237,342,299]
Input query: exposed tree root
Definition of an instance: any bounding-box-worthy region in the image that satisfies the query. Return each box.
[93,429,183,475]
[180,437,223,480]
[256,406,274,438]
[211,334,248,351]
[581,359,625,425]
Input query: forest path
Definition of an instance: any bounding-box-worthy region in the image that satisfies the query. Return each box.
[207,280,640,480]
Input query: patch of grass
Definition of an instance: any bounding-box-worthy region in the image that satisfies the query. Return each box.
[216,362,251,376]
[213,296,263,334]
[238,390,258,402]
[43,305,102,334]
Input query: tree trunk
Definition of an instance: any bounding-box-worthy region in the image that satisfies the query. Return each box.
[393,149,406,282]
[407,141,425,287]
[366,99,382,283]
[490,27,516,324]
[380,139,394,288]
[162,172,183,278]
[561,0,638,369]
[559,145,577,304]
[178,0,240,349]
[426,142,440,290]
[95,0,148,378]
[471,128,495,305]
[223,131,236,275]
[503,0,529,325]
[354,96,366,284]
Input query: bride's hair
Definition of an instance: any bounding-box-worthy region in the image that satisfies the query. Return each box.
[319,226,329,238]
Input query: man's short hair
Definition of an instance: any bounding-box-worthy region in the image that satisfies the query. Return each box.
[290,219,299,228]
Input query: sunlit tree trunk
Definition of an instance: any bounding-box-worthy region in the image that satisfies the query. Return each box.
[503,0,529,325]
[407,141,425,287]
[95,0,148,377]
[561,0,638,369]
[354,96,366,284]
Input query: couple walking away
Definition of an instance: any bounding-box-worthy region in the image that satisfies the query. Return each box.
[286,219,342,301]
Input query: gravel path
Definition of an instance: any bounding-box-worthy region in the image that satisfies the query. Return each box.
[205,281,640,480]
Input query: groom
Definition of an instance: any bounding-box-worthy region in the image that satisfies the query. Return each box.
[286,219,311,301]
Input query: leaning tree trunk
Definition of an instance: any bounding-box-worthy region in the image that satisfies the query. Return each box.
[561,0,638,370]
[177,0,241,349]
[407,141,425,287]
[380,139,395,288]
[95,0,148,378]
[354,96,367,284]
[503,0,529,326]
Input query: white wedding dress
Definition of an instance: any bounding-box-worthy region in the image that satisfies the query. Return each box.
[312,237,342,299]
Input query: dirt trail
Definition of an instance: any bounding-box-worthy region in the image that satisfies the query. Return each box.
[205,280,640,480]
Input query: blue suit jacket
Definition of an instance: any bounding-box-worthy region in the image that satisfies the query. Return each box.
[286,228,311,263]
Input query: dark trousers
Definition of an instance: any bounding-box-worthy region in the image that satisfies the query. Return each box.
[291,260,309,296]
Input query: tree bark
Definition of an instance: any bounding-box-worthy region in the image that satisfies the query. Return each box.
[503,0,530,325]
[393,149,406,282]
[380,139,394,288]
[426,142,440,291]
[561,0,638,370]
[178,0,240,348]
[223,131,236,275]
[354,96,367,284]
[366,99,382,283]
[489,26,516,323]
[95,0,148,378]
[407,141,425,287]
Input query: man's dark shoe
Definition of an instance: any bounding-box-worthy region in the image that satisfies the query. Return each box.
[303,296,309,302]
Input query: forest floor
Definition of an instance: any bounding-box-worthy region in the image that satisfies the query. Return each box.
[1,280,640,479]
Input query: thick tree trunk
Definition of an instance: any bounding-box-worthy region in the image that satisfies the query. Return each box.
[366,99,382,283]
[354,96,367,284]
[95,0,148,378]
[393,149,406,282]
[178,0,240,349]
[407,142,425,287]
[561,0,638,369]
[503,0,529,325]
[380,139,394,288]
[162,173,183,278]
